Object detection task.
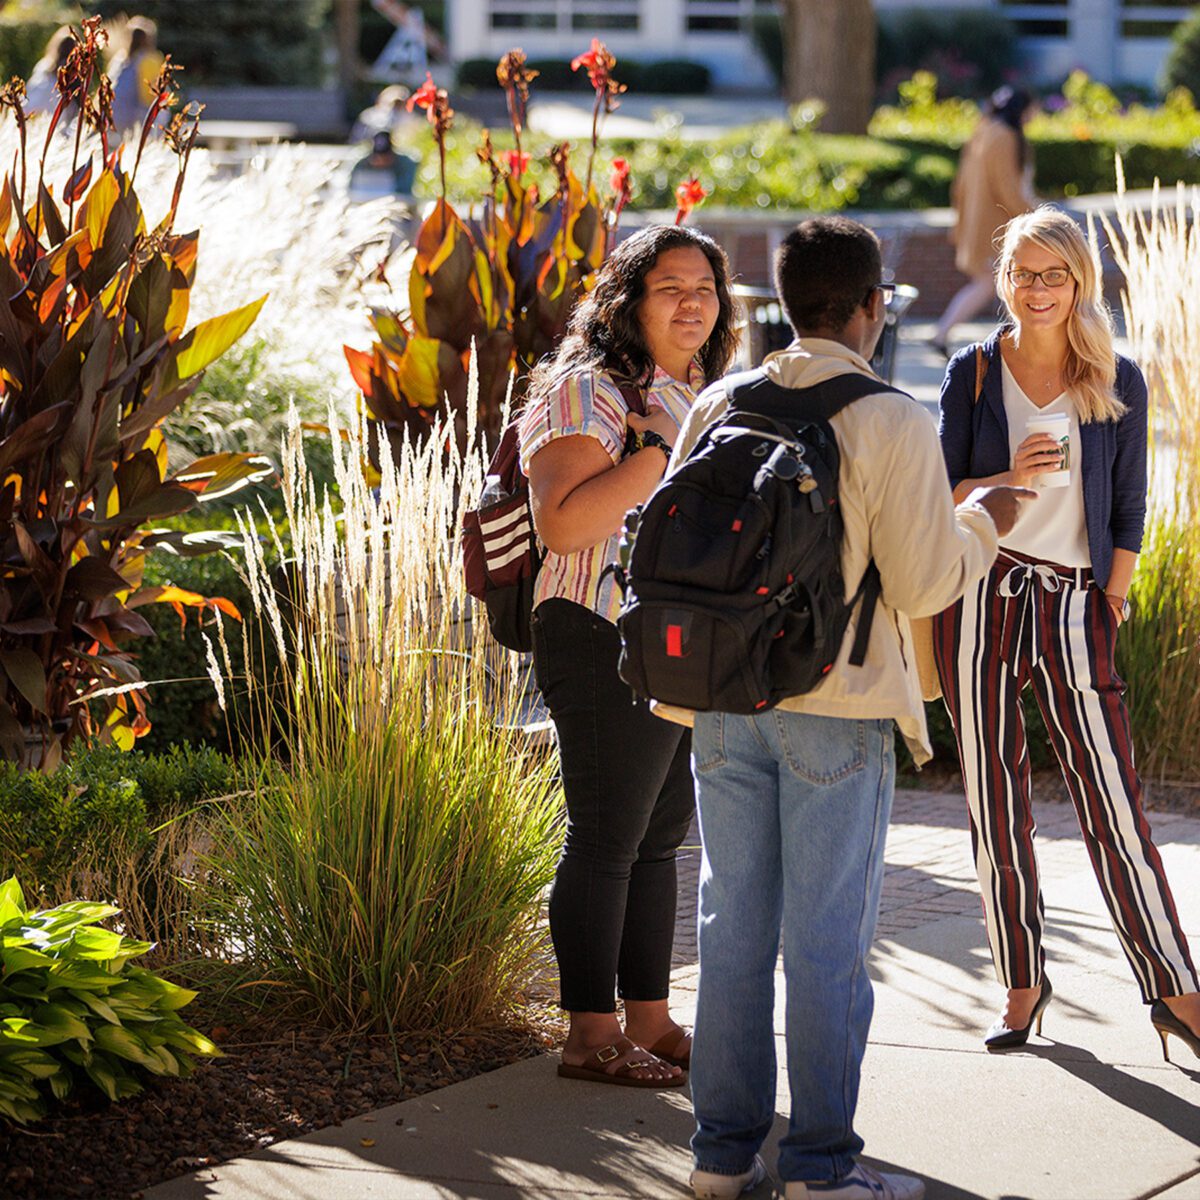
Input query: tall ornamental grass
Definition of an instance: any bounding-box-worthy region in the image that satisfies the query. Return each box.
[201,379,562,1033]
[1100,172,1200,780]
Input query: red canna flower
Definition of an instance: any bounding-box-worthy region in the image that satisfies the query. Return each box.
[608,156,631,222]
[407,73,439,113]
[504,148,531,177]
[571,39,605,84]
[405,72,455,199]
[674,176,708,225]
[571,38,623,100]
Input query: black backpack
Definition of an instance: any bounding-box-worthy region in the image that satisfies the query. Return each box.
[614,368,904,713]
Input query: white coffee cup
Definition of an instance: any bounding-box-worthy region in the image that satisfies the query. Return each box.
[1025,412,1071,488]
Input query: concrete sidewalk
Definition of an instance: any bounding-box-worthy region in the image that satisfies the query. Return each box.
[146,788,1200,1200]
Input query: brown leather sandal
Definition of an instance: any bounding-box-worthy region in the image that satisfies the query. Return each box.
[557,1036,686,1088]
[646,1025,692,1069]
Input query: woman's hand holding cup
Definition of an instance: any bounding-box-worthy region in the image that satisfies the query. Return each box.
[1011,432,1065,488]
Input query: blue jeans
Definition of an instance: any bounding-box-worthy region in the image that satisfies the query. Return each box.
[689,710,895,1184]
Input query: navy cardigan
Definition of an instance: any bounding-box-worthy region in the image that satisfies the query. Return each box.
[937,329,1148,591]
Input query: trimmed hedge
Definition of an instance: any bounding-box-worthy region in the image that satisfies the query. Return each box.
[0,743,235,902]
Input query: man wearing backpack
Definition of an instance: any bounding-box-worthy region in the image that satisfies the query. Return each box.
[679,217,1034,1200]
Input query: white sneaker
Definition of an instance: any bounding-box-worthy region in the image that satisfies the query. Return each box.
[785,1163,925,1200]
[691,1153,768,1198]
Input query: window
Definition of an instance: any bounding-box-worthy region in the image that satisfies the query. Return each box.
[488,0,640,33]
[998,2,1070,38]
[685,0,762,34]
[1121,2,1191,39]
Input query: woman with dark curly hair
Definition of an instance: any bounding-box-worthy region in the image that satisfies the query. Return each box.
[520,224,740,1087]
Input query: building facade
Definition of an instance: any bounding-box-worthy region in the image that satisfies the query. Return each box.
[446,0,1193,90]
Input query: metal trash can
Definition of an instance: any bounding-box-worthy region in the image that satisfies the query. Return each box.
[733,283,919,385]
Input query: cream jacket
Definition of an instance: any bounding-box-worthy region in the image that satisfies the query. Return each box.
[951,118,1035,278]
[654,339,999,765]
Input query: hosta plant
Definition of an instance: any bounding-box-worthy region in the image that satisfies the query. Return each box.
[0,20,270,767]
[345,42,708,454]
[0,874,220,1124]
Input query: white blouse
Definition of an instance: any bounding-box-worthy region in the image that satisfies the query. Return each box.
[999,359,1090,568]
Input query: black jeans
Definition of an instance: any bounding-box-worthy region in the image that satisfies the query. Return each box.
[531,598,695,1013]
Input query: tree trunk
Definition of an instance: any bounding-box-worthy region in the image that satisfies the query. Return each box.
[782,0,876,135]
[333,0,363,90]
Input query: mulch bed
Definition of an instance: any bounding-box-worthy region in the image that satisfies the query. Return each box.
[1,1003,566,1200]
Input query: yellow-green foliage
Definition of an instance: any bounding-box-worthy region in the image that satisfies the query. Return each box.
[0,875,220,1123]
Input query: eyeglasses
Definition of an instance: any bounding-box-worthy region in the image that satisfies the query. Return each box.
[866,283,896,305]
[1007,268,1073,289]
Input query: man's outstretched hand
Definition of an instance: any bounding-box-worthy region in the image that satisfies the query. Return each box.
[966,485,1039,538]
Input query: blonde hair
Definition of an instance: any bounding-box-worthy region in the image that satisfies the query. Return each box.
[996,206,1124,424]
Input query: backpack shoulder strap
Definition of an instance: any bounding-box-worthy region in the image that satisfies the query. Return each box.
[727,368,907,424]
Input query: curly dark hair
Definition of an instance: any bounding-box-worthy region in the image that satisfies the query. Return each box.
[527,224,740,401]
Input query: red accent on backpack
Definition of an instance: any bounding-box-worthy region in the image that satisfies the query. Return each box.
[666,624,684,658]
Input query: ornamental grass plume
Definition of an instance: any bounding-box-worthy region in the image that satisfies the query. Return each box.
[1097,164,1200,778]
[200,364,562,1033]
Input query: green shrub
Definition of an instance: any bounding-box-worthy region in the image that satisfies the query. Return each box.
[0,744,235,900]
[877,7,1018,98]
[0,876,220,1123]
[1163,9,1200,97]
[456,57,502,89]
[643,59,711,95]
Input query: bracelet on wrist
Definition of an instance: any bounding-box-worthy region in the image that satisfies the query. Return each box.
[632,429,672,458]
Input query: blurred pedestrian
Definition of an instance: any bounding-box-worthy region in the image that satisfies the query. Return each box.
[350,84,421,145]
[110,16,164,133]
[25,25,75,117]
[930,86,1037,358]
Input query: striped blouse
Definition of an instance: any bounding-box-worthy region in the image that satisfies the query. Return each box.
[519,363,703,625]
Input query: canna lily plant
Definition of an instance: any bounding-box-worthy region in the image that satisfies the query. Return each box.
[0,20,270,769]
[345,43,703,456]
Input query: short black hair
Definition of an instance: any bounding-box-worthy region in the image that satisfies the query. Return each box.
[774,216,882,335]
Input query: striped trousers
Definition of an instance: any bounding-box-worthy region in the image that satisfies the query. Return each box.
[932,549,1198,1001]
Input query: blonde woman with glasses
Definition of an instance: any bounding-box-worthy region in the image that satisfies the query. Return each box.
[932,207,1200,1062]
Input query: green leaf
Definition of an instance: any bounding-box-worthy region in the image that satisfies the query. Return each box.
[0,648,47,713]
[170,294,268,383]
[0,1018,42,1045]
[0,1047,61,1079]
[68,989,120,1023]
[1,944,56,973]
[67,925,125,961]
[82,1050,120,1101]
[31,1003,92,1046]
[93,1023,157,1068]
[0,878,25,926]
